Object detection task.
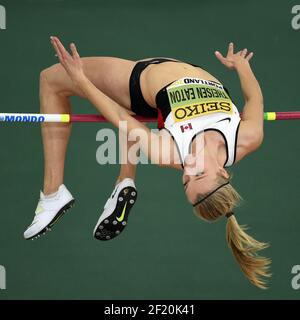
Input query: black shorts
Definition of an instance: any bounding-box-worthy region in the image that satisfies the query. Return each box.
[129,58,202,118]
[129,58,179,118]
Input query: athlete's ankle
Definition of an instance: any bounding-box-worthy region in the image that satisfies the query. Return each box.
[43,183,63,196]
[115,176,135,185]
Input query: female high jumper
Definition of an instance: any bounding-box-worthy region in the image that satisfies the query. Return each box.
[24,37,270,288]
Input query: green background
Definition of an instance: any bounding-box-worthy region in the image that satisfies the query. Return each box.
[0,0,300,300]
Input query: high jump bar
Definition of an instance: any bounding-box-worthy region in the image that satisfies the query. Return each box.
[0,112,300,123]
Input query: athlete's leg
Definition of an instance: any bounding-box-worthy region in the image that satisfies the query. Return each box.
[40,69,72,194]
[40,57,137,194]
[92,127,139,240]
[117,131,138,183]
[24,57,140,240]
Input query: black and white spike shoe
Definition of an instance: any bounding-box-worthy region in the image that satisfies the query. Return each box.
[93,178,137,241]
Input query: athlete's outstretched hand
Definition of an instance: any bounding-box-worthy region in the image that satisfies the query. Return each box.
[215,43,254,70]
[50,36,85,84]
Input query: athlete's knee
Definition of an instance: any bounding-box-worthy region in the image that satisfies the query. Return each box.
[40,64,60,90]
[40,64,79,97]
[40,63,72,95]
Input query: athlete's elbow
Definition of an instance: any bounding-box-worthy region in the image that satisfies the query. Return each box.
[250,129,264,150]
[256,130,264,148]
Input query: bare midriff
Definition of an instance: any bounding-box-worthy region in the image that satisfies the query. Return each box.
[139,61,221,108]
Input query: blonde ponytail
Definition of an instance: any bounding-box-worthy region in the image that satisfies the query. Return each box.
[226,215,271,289]
[194,177,271,289]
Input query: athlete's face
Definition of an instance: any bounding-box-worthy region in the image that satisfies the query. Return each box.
[182,154,228,204]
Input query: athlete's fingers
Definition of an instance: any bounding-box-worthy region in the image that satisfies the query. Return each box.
[70,43,80,60]
[240,48,248,57]
[246,52,254,61]
[215,51,226,63]
[52,37,67,62]
[227,42,234,56]
[50,37,64,63]
[53,36,71,61]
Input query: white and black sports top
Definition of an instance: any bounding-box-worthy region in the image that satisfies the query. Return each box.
[155,77,241,167]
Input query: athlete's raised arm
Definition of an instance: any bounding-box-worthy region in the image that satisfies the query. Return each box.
[215,42,264,159]
[50,36,162,164]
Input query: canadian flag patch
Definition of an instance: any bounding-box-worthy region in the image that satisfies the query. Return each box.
[180,123,193,133]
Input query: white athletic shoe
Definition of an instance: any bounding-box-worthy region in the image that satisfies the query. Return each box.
[93,178,137,241]
[24,184,75,240]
